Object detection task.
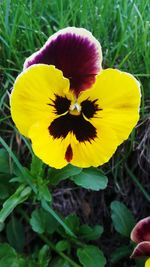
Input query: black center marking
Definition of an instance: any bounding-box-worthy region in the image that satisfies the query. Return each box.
[49,113,97,142]
[48,95,71,115]
[81,99,102,119]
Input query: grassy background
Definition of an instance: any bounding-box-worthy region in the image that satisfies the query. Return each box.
[0,0,150,266]
[0,0,150,141]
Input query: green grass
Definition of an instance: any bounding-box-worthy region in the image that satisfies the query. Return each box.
[0,0,150,77]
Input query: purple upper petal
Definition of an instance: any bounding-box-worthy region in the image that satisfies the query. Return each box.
[24,27,102,96]
[131,217,150,243]
[130,241,150,258]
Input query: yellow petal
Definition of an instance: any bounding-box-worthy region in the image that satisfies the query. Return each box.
[145,258,150,267]
[10,64,70,137]
[29,117,118,168]
[28,119,70,169]
[78,68,141,144]
[71,122,118,168]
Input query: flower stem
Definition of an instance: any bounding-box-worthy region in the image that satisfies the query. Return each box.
[19,209,81,267]
[40,234,81,267]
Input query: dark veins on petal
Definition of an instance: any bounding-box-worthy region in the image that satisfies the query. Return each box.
[49,114,97,142]
[81,99,102,118]
[25,32,100,96]
[48,95,71,115]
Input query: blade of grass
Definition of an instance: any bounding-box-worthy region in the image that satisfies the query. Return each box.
[41,200,77,239]
[125,165,150,203]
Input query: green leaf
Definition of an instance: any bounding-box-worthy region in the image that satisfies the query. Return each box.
[0,245,35,267]
[64,214,80,234]
[56,240,70,252]
[38,245,51,267]
[16,258,27,267]
[0,174,11,199]
[0,184,9,199]
[77,245,106,267]
[78,224,103,240]
[0,149,11,174]
[0,243,19,267]
[49,164,82,185]
[0,185,32,224]
[30,154,44,177]
[71,167,108,191]
[30,208,58,234]
[50,258,70,267]
[110,201,135,237]
[111,245,132,263]
[0,138,25,177]
[0,138,37,193]
[6,217,25,253]
[41,200,76,238]
[37,183,52,202]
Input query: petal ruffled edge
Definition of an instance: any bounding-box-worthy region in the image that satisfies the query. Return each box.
[10,64,70,137]
[130,241,150,258]
[78,68,141,145]
[131,217,150,243]
[23,27,102,96]
[24,27,102,69]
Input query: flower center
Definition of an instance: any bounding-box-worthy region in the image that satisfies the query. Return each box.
[48,95,102,118]
[48,95,102,142]
[69,102,81,116]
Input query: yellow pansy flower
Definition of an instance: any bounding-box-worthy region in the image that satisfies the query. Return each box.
[10,27,141,169]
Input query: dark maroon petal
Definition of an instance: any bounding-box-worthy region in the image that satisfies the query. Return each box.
[24,27,102,96]
[131,217,150,243]
[130,241,150,258]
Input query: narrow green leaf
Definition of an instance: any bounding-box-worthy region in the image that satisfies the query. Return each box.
[37,183,52,203]
[0,138,25,177]
[38,245,51,267]
[0,184,9,199]
[71,168,108,191]
[110,201,135,237]
[0,174,11,199]
[0,138,37,193]
[41,200,76,238]
[30,154,44,177]
[0,149,11,174]
[77,245,106,267]
[6,217,25,253]
[0,185,32,223]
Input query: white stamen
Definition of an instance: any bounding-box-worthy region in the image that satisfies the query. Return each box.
[70,102,81,112]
